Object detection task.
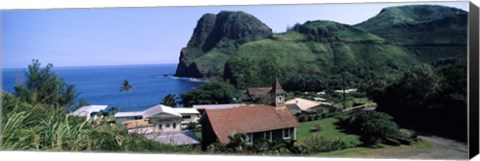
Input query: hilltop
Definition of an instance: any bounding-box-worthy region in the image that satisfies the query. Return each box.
[355,5,468,62]
[175,11,273,78]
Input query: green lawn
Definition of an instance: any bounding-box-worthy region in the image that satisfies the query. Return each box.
[194,131,202,139]
[315,140,432,157]
[296,117,361,147]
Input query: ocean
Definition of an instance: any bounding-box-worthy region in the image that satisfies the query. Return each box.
[1,64,204,112]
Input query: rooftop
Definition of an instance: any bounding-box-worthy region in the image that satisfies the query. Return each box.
[247,87,272,96]
[144,131,200,145]
[193,103,245,110]
[285,98,322,111]
[114,104,182,121]
[204,105,299,144]
[174,108,200,114]
[69,105,108,117]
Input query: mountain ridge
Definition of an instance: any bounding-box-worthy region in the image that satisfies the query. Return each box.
[174,5,467,88]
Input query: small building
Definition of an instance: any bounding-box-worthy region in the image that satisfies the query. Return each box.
[144,131,200,146]
[334,88,358,94]
[285,98,322,111]
[173,108,201,125]
[246,87,272,99]
[200,79,299,149]
[69,105,109,121]
[114,111,144,123]
[115,104,183,134]
[313,97,327,102]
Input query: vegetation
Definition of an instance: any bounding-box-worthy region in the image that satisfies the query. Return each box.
[1,61,195,153]
[161,94,178,107]
[337,111,410,146]
[355,5,467,62]
[296,118,361,147]
[373,61,467,141]
[206,133,300,155]
[120,80,133,111]
[224,21,418,88]
[300,135,351,154]
[316,140,432,157]
[176,5,466,93]
[14,59,78,110]
[180,81,239,107]
[175,11,273,78]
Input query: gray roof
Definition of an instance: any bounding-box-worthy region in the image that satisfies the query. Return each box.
[193,104,245,110]
[114,104,182,122]
[144,131,200,145]
[286,104,302,115]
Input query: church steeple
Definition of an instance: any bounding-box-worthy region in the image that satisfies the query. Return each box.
[269,78,286,107]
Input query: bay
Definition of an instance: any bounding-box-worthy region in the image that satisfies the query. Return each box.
[1,64,203,111]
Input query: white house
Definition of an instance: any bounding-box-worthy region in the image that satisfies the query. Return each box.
[114,111,144,123]
[285,98,321,111]
[334,88,358,94]
[173,108,201,125]
[69,105,108,121]
[116,104,183,134]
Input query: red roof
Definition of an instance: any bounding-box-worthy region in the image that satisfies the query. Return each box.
[204,105,299,144]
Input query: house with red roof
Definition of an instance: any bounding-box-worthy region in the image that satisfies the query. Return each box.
[200,79,299,149]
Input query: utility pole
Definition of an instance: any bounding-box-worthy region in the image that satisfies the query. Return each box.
[342,70,346,110]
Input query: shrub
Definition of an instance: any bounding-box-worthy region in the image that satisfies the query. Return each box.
[337,111,410,146]
[301,135,349,154]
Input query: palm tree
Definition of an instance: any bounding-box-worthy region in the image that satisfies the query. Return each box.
[161,94,177,107]
[120,80,133,111]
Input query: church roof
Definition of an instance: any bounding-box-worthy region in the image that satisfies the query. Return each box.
[204,105,299,144]
[268,79,286,94]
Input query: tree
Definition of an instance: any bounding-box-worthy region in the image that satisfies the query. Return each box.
[120,80,133,111]
[70,99,90,112]
[374,65,440,124]
[14,59,78,110]
[373,62,467,141]
[161,94,177,107]
[338,111,408,146]
[180,82,238,107]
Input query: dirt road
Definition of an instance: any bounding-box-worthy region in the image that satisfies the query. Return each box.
[373,135,469,159]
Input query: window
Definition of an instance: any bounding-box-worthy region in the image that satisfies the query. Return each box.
[158,124,163,129]
[247,133,253,143]
[166,124,170,128]
[264,131,272,141]
[173,123,177,129]
[283,128,291,139]
[182,115,191,119]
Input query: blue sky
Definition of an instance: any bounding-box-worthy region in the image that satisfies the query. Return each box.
[1,1,469,68]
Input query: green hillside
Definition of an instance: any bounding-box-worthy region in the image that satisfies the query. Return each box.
[175,11,273,78]
[224,21,419,88]
[175,5,467,88]
[355,5,467,62]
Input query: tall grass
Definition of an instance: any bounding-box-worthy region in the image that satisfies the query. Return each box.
[1,92,195,153]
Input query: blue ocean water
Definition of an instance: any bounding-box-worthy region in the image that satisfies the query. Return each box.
[1,64,203,111]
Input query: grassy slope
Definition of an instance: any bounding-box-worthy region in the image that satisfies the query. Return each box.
[297,117,432,157]
[225,28,418,87]
[355,5,468,63]
[1,92,195,153]
[296,118,361,147]
[316,140,432,157]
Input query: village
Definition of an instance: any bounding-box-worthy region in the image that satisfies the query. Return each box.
[69,79,373,150]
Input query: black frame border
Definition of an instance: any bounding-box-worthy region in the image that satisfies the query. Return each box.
[469,1,479,159]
